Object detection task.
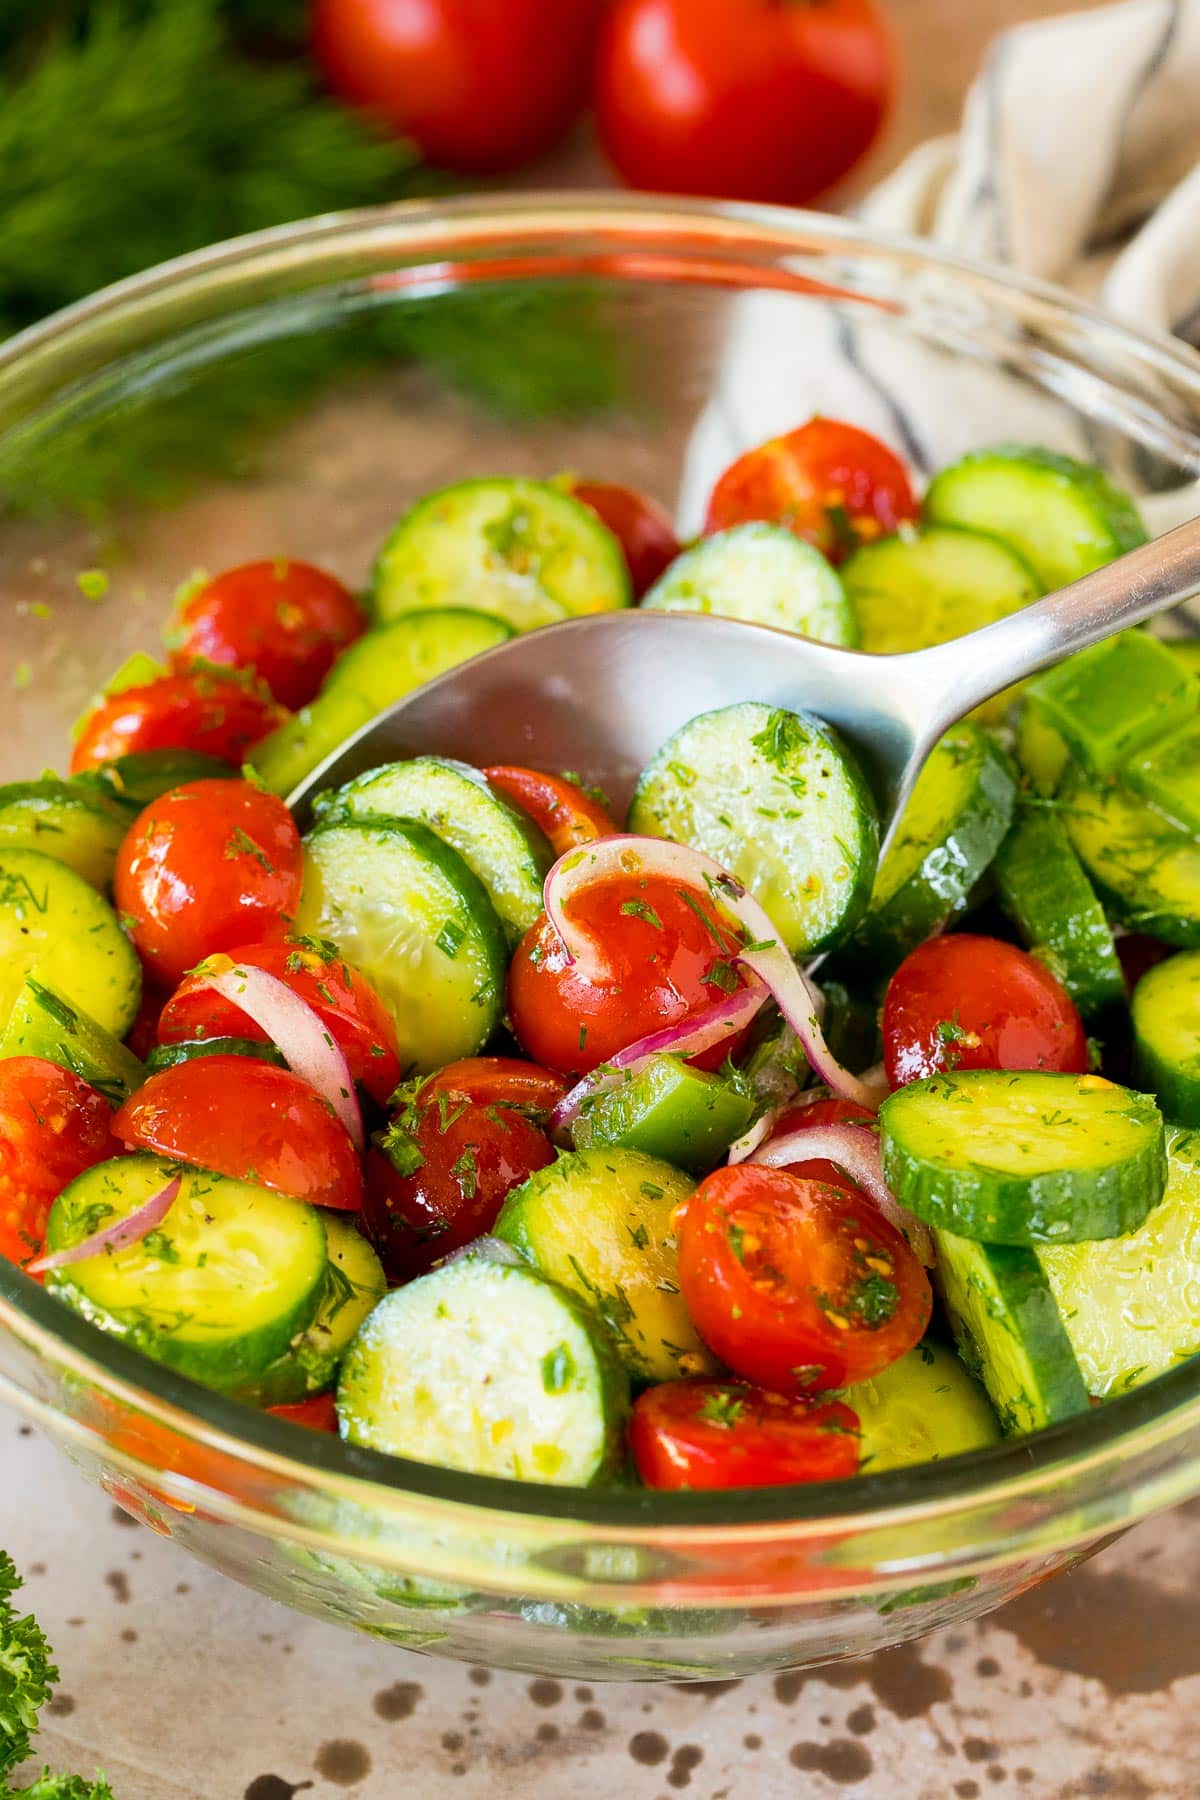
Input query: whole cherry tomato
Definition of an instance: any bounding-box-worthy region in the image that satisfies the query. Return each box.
[170,560,365,710]
[766,1095,876,1187]
[158,937,401,1105]
[564,479,681,599]
[508,874,744,1075]
[115,780,303,988]
[882,934,1089,1089]
[676,1163,931,1391]
[705,417,918,560]
[596,0,895,207]
[268,1393,339,1433]
[0,1059,124,1271]
[483,766,618,857]
[312,0,607,173]
[630,1381,861,1490]
[70,670,285,775]
[114,1057,364,1212]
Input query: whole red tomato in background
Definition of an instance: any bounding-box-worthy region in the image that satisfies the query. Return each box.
[596,0,895,206]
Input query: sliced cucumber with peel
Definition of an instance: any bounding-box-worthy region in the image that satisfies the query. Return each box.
[0,848,140,1038]
[1126,715,1200,833]
[1132,952,1200,1125]
[841,1339,1000,1471]
[1022,631,1195,778]
[85,749,237,813]
[145,1037,286,1073]
[570,1054,756,1175]
[250,1214,387,1407]
[0,977,144,1103]
[992,806,1125,1019]
[642,522,857,647]
[1060,770,1200,948]
[0,777,132,890]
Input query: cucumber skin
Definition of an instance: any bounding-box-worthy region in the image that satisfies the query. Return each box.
[145,1037,286,1073]
[1060,771,1200,950]
[1,976,145,1103]
[571,1056,756,1175]
[247,1217,387,1407]
[992,808,1125,1019]
[0,777,131,890]
[0,847,142,1040]
[1132,952,1200,1127]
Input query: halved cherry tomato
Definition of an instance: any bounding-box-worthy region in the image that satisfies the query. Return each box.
[766,1095,876,1186]
[419,1056,567,1117]
[0,1058,124,1272]
[114,1057,364,1211]
[267,1394,339,1433]
[704,417,918,561]
[170,560,365,710]
[115,780,303,988]
[882,934,1089,1089]
[508,874,744,1075]
[70,670,285,775]
[483,765,618,856]
[157,938,402,1106]
[630,1381,861,1490]
[676,1163,931,1391]
[564,479,681,599]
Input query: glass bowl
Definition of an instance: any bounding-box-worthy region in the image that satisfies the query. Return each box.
[2,196,1200,1682]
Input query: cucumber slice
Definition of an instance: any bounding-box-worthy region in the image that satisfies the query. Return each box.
[326,756,552,947]
[1039,1128,1200,1397]
[1170,639,1200,680]
[570,1054,756,1175]
[628,701,879,956]
[373,478,632,633]
[145,1036,286,1073]
[1023,631,1196,777]
[1060,769,1200,949]
[337,1256,630,1484]
[881,1070,1167,1244]
[251,1214,387,1406]
[934,1229,1089,1434]
[1132,952,1200,1125]
[0,849,140,1038]
[86,749,235,813]
[0,977,144,1104]
[1127,715,1200,833]
[46,1155,328,1397]
[0,777,131,890]
[1014,702,1070,797]
[494,1148,717,1385]
[851,725,1016,971]
[992,807,1125,1018]
[841,1340,1000,1472]
[641,523,857,647]
[924,446,1148,590]
[294,818,507,1072]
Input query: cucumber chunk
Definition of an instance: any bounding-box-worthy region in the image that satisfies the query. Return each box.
[1014,702,1070,798]
[881,1071,1167,1244]
[1060,770,1200,949]
[1170,639,1200,681]
[0,977,144,1103]
[641,523,857,647]
[86,749,236,812]
[992,807,1125,1018]
[0,849,140,1038]
[923,446,1147,590]
[851,724,1016,971]
[628,700,879,956]
[1039,1128,1200,1396]
[1132,952,1200,1125]
[1023,631,1196,777]
[0,777,131,889]
[251,1214,387,1406]
[570,1054,757,1175]
[145,1037,287,1073]
[337,1257,630,1484]
[1127,715,1200,833]
[494,1148,717,1385]
[326,756,552,947]
[841,1340,1000,1471]
[295,818,507,1072]
[373,478,631,633]
[46,1156,328,1397]
[934,1230,1089,1433]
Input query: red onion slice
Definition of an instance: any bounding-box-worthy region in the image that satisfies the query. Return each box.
[28,1174,183,1275]
[198,964,363,1152]
[751,1123,934,1265]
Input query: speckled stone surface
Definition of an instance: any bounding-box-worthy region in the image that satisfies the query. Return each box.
[6,1410,1200,1799]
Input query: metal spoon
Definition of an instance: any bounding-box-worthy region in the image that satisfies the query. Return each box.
[290,517,1200,843]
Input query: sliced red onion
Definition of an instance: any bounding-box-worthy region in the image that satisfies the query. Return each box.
[727,1106,782,1166]
[751,1123,934,1265]
[199,964,363,1152]
[28,1175,183,1275]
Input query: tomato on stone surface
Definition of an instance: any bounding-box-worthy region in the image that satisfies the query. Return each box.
[0,1058,123,1272]
[171,560,365,710]
[676,1163,931,1392]
[267,1394,339,1433]
[114,1056,364,1212]
[765,1095,876,1186]
[882,934,1089,1089]
[630,1380,861,1490]
[564,479,682,599]
[114,780,303,988]
[483,765,618,857]
[704,417,918,559]
[70,670,285,775]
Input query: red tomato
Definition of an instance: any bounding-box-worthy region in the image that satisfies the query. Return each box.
[596,0,894,207]
[676,1163,931,1391]
[115,780,303,988]
[767,1095,876,1186]
[0,1059,123,1271]
[267,1394,339,1433]
[882,934,1089,1089]
[114,1057,364,1212]
[420,1056,567,1117]
[483,765,618,857]
[70,670,285,775]
[171,560,364,710]
[157,938,401,1106]
[630,1381,861,1490]
[564,479,681,600]
[508,874,743,1075]
[705,417,918,560]
[312,0,606,173]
